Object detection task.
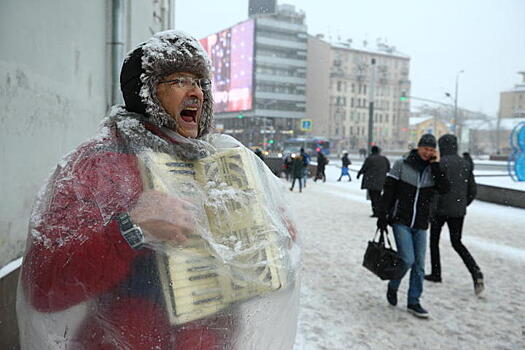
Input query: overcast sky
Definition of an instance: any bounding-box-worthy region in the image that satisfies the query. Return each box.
[175,0,525,117]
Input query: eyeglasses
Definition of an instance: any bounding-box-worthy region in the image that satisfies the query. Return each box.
[159,77,212,91]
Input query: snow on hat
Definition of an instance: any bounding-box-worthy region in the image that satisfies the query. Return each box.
[120,30,213,137]
[417,133,437,148]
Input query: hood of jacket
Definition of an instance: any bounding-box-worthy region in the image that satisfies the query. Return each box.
[438,134,458,156]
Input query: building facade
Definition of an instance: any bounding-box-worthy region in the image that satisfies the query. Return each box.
[409,115,450,148]
[499,72,525,119]
[307,36,411,154]
[210,4,308,150]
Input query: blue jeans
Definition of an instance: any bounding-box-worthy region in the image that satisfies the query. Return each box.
[388,224,427,305]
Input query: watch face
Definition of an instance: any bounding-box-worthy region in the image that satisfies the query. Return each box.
[123,227,144,249]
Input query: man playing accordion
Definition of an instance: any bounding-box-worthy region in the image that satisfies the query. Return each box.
[18,31,300,350]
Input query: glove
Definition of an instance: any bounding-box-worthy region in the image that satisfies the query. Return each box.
[356,173,361,179]
[377,216,388,231]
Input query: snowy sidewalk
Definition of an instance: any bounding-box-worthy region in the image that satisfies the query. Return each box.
[290,165,525,350]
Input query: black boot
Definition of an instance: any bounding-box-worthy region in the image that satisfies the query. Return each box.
[386,286,397,306]
[473,270,484,296]
[424,274,442,283]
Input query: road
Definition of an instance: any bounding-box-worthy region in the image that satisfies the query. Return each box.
[291,164,525,350]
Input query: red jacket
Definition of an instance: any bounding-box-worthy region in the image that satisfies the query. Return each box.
[21,128,230,349]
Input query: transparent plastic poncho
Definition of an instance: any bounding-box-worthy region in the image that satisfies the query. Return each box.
[17,110,301,350]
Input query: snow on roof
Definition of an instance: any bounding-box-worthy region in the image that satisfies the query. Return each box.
[327,40,410,59]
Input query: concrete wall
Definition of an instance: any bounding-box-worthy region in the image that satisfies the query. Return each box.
[0,0,170,268]
[0,263,21,350]
[476,184,525,209]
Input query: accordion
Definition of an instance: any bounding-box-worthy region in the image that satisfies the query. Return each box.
[137,147,290,325]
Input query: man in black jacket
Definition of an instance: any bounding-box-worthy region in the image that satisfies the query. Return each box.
[425,134,484,295]
[377,134,449,318]
[314,150,328,182]
[357,146,390,217]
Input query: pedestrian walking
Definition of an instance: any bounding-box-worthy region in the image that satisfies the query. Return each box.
[377,134,449,318]
[300,147,310,188]
[357,146,390,217]
[426,135,484,295]
[314,150,328,182]
[283,153,293,181]
[254,148,265,161]
[289,153,305,192]
[337,152,352,181]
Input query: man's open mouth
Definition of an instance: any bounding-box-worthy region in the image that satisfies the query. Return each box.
[180,106,198,123]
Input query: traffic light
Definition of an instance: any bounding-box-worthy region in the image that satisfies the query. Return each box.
[236,114,244,119]
[268,139,274,144]
[399,91,407,101]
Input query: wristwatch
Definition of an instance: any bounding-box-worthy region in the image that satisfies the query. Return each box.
[116,213,144,249]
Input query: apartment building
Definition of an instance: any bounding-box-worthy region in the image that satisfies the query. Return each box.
[307,35,411,154]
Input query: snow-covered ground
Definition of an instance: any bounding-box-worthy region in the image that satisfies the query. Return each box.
[291,164,525,350]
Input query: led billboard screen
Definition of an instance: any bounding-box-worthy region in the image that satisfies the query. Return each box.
[200,19,254,114]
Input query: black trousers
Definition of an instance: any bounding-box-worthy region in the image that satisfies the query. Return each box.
[290,176,302,192]
[429,215,480,279]
[314,166,326,182]
[368,190,382,216]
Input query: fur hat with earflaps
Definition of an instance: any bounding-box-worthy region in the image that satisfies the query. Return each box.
[120,30,214,138]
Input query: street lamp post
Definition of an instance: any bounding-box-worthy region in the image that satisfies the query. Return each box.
[367,58,377,155]
[444,70,464,146]
[453,69,464,137]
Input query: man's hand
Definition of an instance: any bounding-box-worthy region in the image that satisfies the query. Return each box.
[429,150,440,163]
[130,190,196,244]
[377,216,388,231]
